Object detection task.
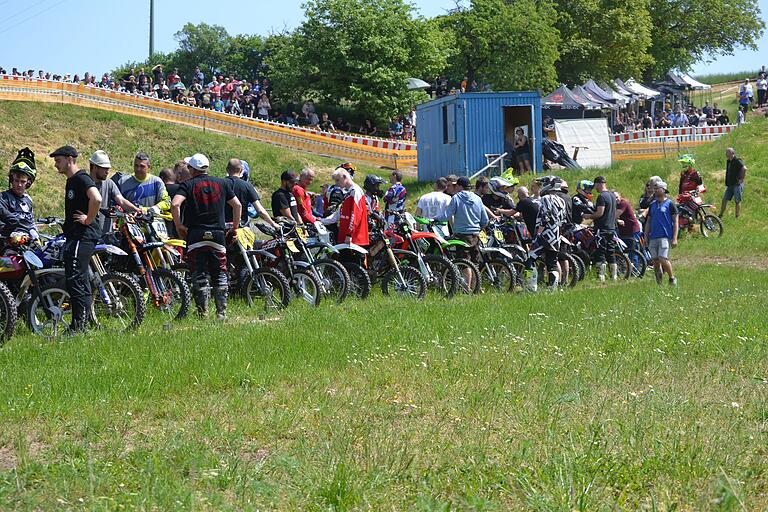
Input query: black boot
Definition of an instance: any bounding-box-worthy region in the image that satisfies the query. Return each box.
[213,287,228,321]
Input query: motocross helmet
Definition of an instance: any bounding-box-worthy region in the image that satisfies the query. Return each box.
[678,154,695,169]
[560,180,569,194]
[489,176,513,197]
[363,174,386,197]
[577,179,594,199]
[9,147,37,189]
[336,162,356,177]
[500,168,520,187]
[539,175,562,195]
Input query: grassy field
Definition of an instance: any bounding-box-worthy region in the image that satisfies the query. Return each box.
[0,100,767,510]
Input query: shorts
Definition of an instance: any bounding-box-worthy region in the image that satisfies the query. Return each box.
[723,184,743,203]
[648,237,670,260]
[455,233,481,263]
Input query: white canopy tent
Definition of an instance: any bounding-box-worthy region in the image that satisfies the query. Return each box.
[623,78,663,99]
[679,73,712,90]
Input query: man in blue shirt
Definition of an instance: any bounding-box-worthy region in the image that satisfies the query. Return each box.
[441,176,488,290]
[644,180,679,286]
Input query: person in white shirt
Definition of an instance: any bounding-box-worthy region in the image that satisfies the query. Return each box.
[756,74,767,108]
[415,177,451,220]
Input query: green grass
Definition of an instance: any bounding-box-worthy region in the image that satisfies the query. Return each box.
[1,99,767,510]
[693,71,759,85]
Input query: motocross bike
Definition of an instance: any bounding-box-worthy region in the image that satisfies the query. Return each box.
[388,212,462,298]
[366,212,427,299]
[304,221,372,300]
[111,209,191,320]
[252,221,324,307]
[412,216,483,294]
[676,188,723,238]
[571,225,632,280]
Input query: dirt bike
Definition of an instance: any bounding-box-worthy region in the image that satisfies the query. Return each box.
[304,221,371,300]
[388,212,462,298]
[367,212,427,299]
[252,221,324,307]
[676,188,723,238]
[571,225,632,280]
[111,209,191,320]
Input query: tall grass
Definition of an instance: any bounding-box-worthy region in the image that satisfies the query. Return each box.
[693,70,759,85]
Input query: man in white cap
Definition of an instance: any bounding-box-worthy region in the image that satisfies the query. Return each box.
[88,150,139,236]
[644,180,678,286]
[171,153,241,319]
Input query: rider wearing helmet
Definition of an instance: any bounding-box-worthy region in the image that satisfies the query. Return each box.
[482,176,517,217]
[553,180,574,284]
[678,154,703,195]
[0,147,38,240]
[572,179,595,225]
[363,174,386,213]
[526,175,567,290]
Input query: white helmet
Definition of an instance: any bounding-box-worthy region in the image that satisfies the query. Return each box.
[538,175,563,195]
[489,176,513,197]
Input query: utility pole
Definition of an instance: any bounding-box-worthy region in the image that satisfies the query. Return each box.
[149,0,155,58]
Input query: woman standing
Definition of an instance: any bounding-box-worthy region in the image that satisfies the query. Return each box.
[514,128,532,173]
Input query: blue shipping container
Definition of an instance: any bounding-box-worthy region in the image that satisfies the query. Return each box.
[416,91,542,182]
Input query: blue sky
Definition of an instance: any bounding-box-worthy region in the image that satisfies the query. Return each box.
[0,0,764,78]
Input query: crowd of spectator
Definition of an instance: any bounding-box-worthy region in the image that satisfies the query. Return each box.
[0,64,417,141]
[612,101,733,134]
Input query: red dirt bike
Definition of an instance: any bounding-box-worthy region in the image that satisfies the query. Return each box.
[676,188,723,238]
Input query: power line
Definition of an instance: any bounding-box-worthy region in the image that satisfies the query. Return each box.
[0,0,68,37]
[0,0,55,28]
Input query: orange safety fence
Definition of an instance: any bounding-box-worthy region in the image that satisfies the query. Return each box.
[611,140,712,161]
[0,76,418,169]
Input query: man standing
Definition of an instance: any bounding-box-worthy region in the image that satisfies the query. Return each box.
[415,177,451,219]
[644,181,678,286]
[440,176,488,289]
[382,170,407,220]
[514,187,539,239]
[720,147,747,219]
[225,158,275,227]
[87,150,139,236]
[51,146,102,333]
[272,171,301,223]
[321,168,369,246]
[171,154,241,320]
[583,176,618,282]
[116,152,170,213]
[292,167,317,224]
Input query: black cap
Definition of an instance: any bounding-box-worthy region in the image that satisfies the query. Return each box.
[594,175,607,184]
[49,145,78,158]
[456,176,471,189]
[280,170,299,183]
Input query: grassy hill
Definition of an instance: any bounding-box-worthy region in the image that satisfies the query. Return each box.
[0,99,767,510]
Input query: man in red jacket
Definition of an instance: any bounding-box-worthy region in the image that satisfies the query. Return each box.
[321,167,369,246]
[292,167,317,224]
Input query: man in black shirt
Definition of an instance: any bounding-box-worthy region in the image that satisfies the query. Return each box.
[51,145,102,333]
[171,153,241,320]
[272,171,301,223]
[224,158,276,227]
[584,176,618,281]
[719,147,747,219]
[513,186,539,239]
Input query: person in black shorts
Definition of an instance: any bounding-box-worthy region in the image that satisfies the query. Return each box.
[171,153,241,320]
[583,175,618,281]
[51,145,103,333]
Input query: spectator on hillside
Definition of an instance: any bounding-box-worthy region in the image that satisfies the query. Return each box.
[307,111,320,127]
[335,116,351,132]
[154,78,170,100]
[359,119,377,136]
[302,100,316,117]
[152,64,164,85]
[213,94,224,112]
[415,177,451,221]
[641,111,653,129]
[319,113,335,131]
[388,117,403,139]
[757,73,767,108]
[193,66,204,84]
[257,93,271,119]
[717,109,730,125]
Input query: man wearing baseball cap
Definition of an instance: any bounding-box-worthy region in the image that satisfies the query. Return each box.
[51,145,102,333]
[88,150,139,236]
[171,153,242,319]
[272,170,301,223]
[644,180,678,286]
[583,175,618,282]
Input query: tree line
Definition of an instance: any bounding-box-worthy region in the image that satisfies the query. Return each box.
[114,0,764,122]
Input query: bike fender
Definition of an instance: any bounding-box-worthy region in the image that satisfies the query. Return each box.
[314,241,338,254]
[442,239,469,248]
[293,260,312,269]
[97,244,128,256]
[250,249,277,260]
[481,246,514,260]
[333,243,368,255]
[391,248,418,259]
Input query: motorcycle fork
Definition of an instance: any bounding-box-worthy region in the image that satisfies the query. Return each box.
[90,253,114,307]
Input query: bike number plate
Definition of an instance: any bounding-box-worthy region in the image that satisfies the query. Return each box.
[494,229,504,242]
[479,231,489,244]
[152,220,168,240]
[296,226,308,242]
[286,240,300,253]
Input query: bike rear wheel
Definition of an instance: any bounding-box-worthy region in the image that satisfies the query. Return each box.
[341,262,371,300]
[423,254,459,298]
[92,272,146,331]
[0,280,17,344]
[628,249,647,278]
[700,214,724,238]
[613,252,631,280]
[313,258,350,304]
[381,265,426,299]
[452,258,482,294]
[243,267,291,312]
[293,269,322,306]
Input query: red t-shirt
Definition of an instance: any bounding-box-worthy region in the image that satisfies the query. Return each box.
[616,198,641,237]
[292,184,316,223]
[338,184,369,245]
[679,169,702,194]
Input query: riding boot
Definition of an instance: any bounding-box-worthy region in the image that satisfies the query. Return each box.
[597,263,606,282]
[213,287,228,321]
[609,263,618,281]
[524,269,538,292]
[548,270,559,290]
[194,289,209,317]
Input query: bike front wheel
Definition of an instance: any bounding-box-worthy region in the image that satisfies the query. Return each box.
[92,272,146,331]
[700,214,724,238]
[341,261,372,300]
[482,258,516,292]
[243,267,291,312]
[381,265,426,299]
[152,268,191,320]
[423,254,460,298]
[313,258,350,304]
[293,269,322,307]
[27,285,71,336]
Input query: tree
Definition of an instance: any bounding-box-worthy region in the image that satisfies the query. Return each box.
[647,0,764,78]
[173,23,231,80]
[267,0,450,120]
[442,0,561,92]
[555,0,654,84]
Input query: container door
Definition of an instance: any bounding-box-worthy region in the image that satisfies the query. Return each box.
[503,106,533,171]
